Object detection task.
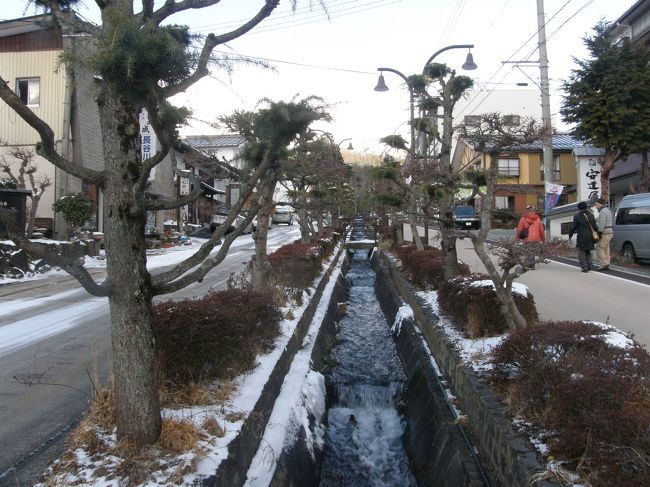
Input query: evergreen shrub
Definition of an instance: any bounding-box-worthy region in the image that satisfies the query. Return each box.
[152,289,281,384]
[268,236,337,289]
[491,321,650,487]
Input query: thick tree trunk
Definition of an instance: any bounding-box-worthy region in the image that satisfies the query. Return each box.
[600,149,618,200]
[98,91,161,447]
[252,176,276,290]
[297,195,311,243]
[408,193,423,250]
[26,194,39,238]
[438,195,460,280]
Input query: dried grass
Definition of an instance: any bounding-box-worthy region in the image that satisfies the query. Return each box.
[159,418,204,454]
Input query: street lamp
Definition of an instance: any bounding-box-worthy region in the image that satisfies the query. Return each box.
[337,138,354,151]
[375,44,476,244]
[375,44,476,156]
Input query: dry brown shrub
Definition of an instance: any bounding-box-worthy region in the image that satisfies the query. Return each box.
[202,416,225,437]
[159,418,204,454]
[491,321,650,486]
[438,273,538,336]
[152,288,282,384]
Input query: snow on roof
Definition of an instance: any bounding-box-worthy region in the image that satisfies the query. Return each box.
[184,135,245,149]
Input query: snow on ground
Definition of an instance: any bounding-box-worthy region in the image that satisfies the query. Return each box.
[0,233,258,285]
[244,255,342,486]
[34,244,343,486]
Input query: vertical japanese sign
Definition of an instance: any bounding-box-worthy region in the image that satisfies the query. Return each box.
[544,182,565,213]
[582,158,601,201]
[139,108,157,181]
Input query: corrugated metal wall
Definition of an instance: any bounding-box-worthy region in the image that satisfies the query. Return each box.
[0,49,66,144]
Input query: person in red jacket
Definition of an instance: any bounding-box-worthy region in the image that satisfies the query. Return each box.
[516,205,545,269]
[516,205,545,241]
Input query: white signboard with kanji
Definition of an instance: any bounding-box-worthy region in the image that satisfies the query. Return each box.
[576,156,602,201]
[139,109,158,181]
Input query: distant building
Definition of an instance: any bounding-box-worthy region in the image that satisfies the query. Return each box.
[454,133,581,216]
[183,134,247,208]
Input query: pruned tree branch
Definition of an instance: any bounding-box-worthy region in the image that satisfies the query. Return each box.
[144,191,201,211]
[150,145,277,290]
[12,237,112,297]
[162,1,280,97]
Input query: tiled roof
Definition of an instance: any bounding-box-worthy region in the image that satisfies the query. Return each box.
[505,134,581,152]
[464,134,583,153]
[183,134,245,149]
[611,152,650,179]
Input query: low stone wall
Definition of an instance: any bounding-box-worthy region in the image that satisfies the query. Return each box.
[202,247,347,487]
[375,251,555,487]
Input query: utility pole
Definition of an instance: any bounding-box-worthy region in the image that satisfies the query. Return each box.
[537,0,553,204]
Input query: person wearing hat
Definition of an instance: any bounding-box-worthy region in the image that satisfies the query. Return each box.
[569,201,598,272]
[594,197,613,271]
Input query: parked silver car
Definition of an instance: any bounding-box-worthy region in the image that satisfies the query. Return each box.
[272,206,294,225]
[612,193,650,263]
[210,208,253,234]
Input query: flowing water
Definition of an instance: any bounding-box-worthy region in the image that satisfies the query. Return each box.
[319,251,417,487]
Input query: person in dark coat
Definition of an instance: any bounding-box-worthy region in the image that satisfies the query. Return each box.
[568,201,598,272]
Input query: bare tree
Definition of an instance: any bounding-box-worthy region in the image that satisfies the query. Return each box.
[0,0,327,447]
[458,113,549,330]
[0,146,51,237]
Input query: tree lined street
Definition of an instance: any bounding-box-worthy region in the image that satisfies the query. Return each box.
[0,227,300,486]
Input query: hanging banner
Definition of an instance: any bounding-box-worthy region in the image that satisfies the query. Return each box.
[544,182,565,213]
[139,108,158,181]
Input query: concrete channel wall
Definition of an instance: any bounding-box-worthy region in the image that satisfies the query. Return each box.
[202,248,348,487]
[374,251,556,487]
[273,247,493,487]
[373,254,487,486]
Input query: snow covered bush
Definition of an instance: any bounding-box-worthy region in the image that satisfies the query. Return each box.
[490,321,650,486]
[438,273,538,337]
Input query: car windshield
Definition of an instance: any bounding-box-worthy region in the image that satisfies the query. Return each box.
[454,206,475,216]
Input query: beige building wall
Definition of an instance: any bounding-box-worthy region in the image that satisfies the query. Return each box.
[0,50,66,143]
[0,49,66,222]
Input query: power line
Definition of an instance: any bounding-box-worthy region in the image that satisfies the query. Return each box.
[192,0,401,35]
[189,0,361,31]
[210,50,377,75]
[453,0,577,123]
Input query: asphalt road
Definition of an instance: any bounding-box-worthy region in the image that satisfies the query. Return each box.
[0,226,300,487]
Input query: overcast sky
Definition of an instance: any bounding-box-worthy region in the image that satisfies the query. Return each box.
[3,0,639,154]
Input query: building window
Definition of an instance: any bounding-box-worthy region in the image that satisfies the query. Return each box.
[495,195,515,210]
[540,155,561,181]
[497,158,519,177]
[16,78,40,106]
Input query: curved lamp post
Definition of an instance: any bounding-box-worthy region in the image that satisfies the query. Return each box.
[375,44,476,244]
[375,44,476,156]
[337,138,354,150]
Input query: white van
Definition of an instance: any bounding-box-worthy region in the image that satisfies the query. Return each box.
[612,193,650,263]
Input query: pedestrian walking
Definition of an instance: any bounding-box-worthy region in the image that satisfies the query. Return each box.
[569,201,598,272]
[594,197,614,271]
[515,205,545,269]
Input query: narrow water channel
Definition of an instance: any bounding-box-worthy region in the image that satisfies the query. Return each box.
[319,250,417,487]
